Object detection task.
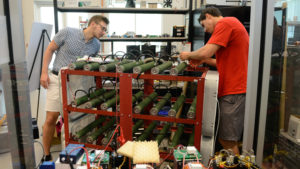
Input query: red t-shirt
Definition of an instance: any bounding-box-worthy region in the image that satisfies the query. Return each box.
[207,17,249,98]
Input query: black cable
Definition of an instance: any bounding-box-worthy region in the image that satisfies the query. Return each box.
[34,140,45,169]
[74,89,88,98]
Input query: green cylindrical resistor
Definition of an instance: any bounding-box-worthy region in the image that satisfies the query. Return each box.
[188,130,195,146]
[168,95,186,117]
[133,92,158,114]
[87,118,116,143]
[73,116,106,140]
[84,62,101,71]
[101,95,120,110]
[68,61,87,70]
[170,124,184,148]
[155,123,171,145]
[85,90,116,108]
[116,61,144,73]
[170,62,187,76]
[99,60,130,72]
[133,61,155,74]
[117,90,144,111]
[187,96,197,119]
[101,129,115,145]
[137,121,157,141]
[72,88,106,106]
[150,93,172,115]
[151,61,172,74]
[132,119,144,134]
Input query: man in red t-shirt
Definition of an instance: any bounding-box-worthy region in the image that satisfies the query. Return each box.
[180,7,249,155]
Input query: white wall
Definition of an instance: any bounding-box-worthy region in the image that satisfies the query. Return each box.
[22,0,35,53]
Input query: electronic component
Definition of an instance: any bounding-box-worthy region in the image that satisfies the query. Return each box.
[173,26,185,37]
[186,163,203,169]
[135,164,148,169]
[39,161,55,169]
[288,115,300,141]
[59,144,85,164]
[174,149,202,169]
[187,146,197,155]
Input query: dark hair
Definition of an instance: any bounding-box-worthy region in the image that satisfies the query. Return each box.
[198,7,222,23]
[88,15,109,26]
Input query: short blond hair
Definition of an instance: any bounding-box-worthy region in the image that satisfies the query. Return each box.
[88,15,109,26]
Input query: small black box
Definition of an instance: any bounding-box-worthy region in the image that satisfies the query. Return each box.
[173,26,185,37]
[142,45,156,58]
[126,45,140,59]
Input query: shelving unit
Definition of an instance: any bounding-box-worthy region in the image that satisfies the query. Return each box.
[53,0,195,53]
[60,67,208,152]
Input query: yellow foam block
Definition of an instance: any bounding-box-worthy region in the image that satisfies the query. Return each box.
[117,141,134,158]
[133,141,160,164]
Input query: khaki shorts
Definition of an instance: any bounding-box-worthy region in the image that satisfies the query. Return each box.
[45,73,62,112]
[218,94,246,141]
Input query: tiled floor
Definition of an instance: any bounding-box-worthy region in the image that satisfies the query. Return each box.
[0,133,61,169]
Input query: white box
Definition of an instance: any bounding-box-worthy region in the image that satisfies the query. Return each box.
[288,115,300,142]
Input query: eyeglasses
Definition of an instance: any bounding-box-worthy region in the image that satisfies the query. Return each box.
[97,23,108,33]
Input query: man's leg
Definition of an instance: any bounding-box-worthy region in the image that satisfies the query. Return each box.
[218,138,240,155]
[218,94,245,155]
[43,111,60,156]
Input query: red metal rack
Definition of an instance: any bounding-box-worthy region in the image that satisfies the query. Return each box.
[61,67,208,151]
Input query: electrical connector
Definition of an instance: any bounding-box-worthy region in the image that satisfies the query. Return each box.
[187,146,197,155]
[135,164,148,169]
[187,163,203,169]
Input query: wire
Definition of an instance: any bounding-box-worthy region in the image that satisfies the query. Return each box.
[95,125,121,167]
[75,89,88,98]
[156,149,174,167]
[118,156,126,169]
[214,100,220,156]
[34,140,45,169]
[69,146,90,169]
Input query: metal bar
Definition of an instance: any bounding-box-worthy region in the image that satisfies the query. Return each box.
[100,37,188,42]
[195,78,205,150]
[54,0,58,33]
[133,114,196,125]
[119,73,133,141]
[2,0,35,168]
[57,7,189,14]
[243,0,264,155]
[188,0,194,45]
[63,69,205,82]
[68,106,120,116]
[256,0,275,165]
[61,70,70,146]
[68,140,113,151]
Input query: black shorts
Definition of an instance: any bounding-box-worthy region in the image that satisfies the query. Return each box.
[218,94,246,141]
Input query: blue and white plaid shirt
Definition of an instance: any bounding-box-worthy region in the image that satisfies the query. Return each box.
[52,27,100,72]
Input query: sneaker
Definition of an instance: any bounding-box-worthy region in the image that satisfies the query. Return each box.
[42,154,52,162]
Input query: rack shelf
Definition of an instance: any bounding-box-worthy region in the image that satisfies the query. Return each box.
[60,67,207,151]
[57,7,190,14]
[99,37,188,42]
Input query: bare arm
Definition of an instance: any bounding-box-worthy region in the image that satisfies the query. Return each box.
[180,43,221,61]
[203,58,217,67]
[40,40,59,89]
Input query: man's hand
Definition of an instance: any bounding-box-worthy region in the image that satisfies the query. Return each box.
[189,59,205,68]
[40,73,50,89]
[179,52,190,60]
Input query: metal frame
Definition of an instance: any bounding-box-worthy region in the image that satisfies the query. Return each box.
[242,0,264,154]
[256,0,275,165]
[61,68,207,151]
[1,0,35,168]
